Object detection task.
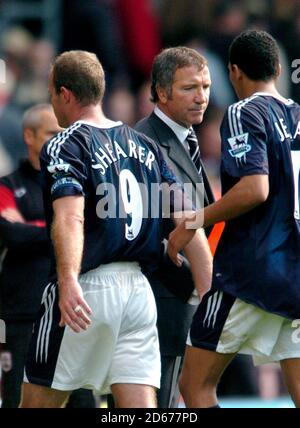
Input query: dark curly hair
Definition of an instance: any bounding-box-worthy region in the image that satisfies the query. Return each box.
[229,30,280,81]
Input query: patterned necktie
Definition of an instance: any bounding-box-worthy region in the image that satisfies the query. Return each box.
[186,128,201,173]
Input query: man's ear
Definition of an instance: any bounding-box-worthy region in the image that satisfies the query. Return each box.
[60,86,71,103]
[277,63,282,78]
[231,64,243,80]
[156,86,168,104]
[23,128,35,147]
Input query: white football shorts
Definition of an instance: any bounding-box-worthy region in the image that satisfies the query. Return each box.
[187,288,300,365]
[24,262,161,393]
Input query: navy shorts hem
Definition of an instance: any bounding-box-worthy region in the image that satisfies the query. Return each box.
[189,289,236,349]
[24,374,52,389]
[188,340,218,351]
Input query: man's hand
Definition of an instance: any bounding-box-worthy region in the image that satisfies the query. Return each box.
[168,219,197,266]
[0,208,25,223]
[58,277,92,333]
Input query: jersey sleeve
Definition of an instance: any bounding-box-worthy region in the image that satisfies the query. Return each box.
[221,100,269,177]
[40,126,88,201]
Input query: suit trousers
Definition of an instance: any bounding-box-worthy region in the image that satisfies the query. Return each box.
[157,355,182,408]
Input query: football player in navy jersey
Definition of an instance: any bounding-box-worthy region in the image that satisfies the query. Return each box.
[20,50,212,408]
[168,30,300,408]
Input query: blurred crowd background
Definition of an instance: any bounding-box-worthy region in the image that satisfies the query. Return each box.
[0,0,300,194]
[0,0,299,404]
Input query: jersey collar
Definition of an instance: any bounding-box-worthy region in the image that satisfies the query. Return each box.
[252,91,294,105]
[75,119,123,129]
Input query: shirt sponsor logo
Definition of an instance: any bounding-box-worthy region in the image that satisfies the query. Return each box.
[227,133,251,159]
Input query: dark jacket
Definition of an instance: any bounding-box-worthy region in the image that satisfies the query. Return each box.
[0,160,51,322]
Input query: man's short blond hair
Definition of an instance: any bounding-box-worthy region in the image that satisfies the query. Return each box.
[52,50,105,105]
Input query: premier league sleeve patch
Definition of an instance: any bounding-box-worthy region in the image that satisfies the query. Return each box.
[47,163,71,176]
[227,133,251,165]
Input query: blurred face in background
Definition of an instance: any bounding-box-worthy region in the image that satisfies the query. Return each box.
[157,65,211,128]
[106,88,136,126]
[24,108,63,169]
[0,351,12,372]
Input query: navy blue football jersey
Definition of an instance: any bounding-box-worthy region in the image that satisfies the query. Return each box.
[213,93,300,319]
[40,120,181,277]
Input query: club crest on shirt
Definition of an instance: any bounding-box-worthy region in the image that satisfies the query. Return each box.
[227,133,251,164]
[14,187,26,198]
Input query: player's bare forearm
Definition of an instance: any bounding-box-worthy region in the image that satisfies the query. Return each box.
[168,175,268,266]
[168,214,212,298]
[183,228,212,299]
[51,195,92,332]
[175,174,269,231]
[168,212,197,266]
[203,174,269,227]
[52,195,85,285]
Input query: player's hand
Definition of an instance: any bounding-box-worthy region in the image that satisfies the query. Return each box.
[1,208,25,223]
[58,278,92,333]
[168,219,197,266]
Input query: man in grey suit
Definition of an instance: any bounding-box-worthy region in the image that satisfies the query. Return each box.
[135,47,215,407]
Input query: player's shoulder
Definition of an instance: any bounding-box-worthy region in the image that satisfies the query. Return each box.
[225,94,270,134]
[227,94,269,118]
[122,123,160,154]
[44,121,89,154]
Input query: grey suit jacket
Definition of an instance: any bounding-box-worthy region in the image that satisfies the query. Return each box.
[135,112,214,355]
[136,112,214,206]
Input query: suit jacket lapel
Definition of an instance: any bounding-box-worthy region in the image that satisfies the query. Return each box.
[147,113,200,184]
